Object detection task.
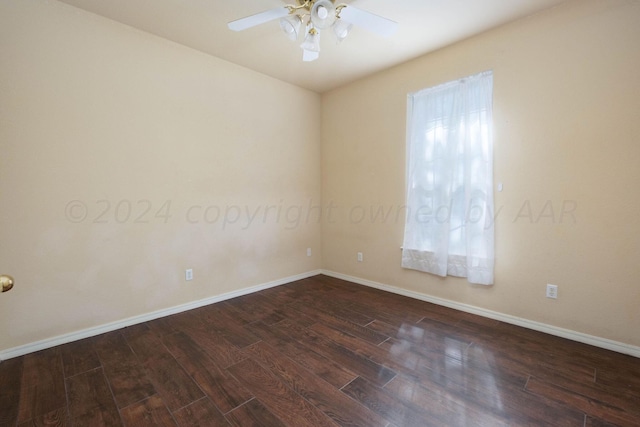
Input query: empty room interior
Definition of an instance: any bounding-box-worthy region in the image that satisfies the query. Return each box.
[1,0,639,425]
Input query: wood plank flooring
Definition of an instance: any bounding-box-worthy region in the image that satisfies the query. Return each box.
[1,274,639,426]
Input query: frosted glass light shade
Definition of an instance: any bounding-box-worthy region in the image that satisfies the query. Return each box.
[279,15,302,41]
[310,0,336,29]
[300,30,321,53]
[333,19,353,42]
[302,49,319,62]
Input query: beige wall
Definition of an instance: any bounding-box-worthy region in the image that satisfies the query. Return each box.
[322,0,640,347]
[0,0,321,352]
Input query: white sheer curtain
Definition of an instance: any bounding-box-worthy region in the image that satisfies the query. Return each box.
[402,71,494,285]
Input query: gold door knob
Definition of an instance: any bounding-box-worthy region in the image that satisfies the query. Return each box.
[1,275,14,293]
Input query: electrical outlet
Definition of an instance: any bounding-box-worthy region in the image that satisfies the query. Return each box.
[307,248,312,257]
[546,284,558,299]
[357,252,363,262]
[185,269,193,281]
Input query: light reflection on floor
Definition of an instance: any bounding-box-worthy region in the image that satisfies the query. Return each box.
[386,321,505,423]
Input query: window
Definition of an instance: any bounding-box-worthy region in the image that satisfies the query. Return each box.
[402,71,495,285]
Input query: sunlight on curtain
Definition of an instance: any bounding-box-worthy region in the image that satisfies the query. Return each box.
[402,71,494,285]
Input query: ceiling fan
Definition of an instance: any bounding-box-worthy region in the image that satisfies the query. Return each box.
[227,0,398,62]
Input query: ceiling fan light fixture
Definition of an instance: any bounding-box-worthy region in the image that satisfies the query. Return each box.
[227,1,398,62]
[333,19,352,42]
[279,15,302,41]
[310,0,337,30]
[300,28,321,53]
[302,49,320,62]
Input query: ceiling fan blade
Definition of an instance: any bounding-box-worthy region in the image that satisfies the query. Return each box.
[228,7,290,32]
[339,6,398,38]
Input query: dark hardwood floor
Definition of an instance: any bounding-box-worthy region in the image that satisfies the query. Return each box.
[1,274,639,426]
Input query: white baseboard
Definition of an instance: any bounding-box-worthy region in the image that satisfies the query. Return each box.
[6,268,637,361]
[322,270,640,359]
[0,270,322,361]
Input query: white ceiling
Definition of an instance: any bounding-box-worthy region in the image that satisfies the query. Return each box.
[56,0,570,93]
